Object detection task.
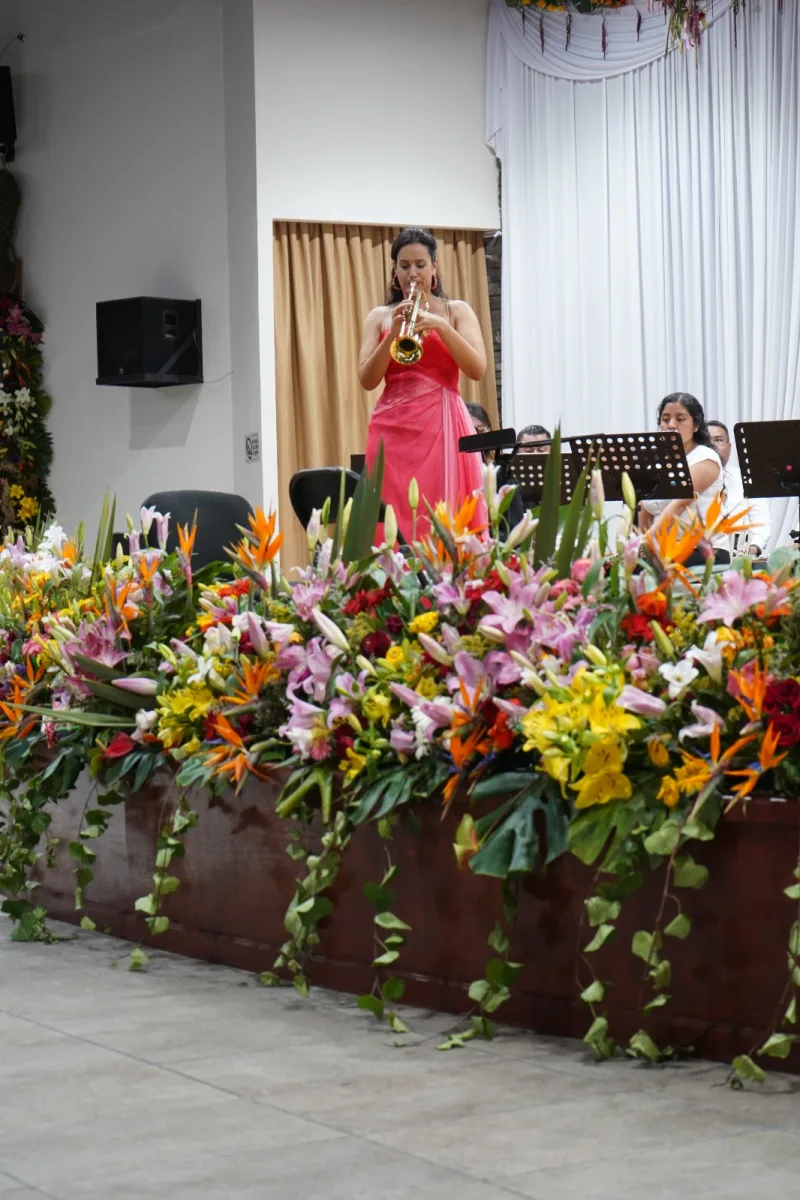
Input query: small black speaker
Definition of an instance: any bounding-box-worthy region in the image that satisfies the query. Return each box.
[0,67,16,163]
[96,297,203,388]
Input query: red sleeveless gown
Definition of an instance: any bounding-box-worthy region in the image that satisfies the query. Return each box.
[366,328,487,543]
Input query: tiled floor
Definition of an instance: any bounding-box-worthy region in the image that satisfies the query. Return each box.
[1,920,799,1198]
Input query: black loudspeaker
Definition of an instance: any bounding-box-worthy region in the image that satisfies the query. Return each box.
[96,297,203,388]
[0,67,16,163]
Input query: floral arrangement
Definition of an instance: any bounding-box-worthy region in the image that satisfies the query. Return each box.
[1,439,800,1082]
[0,299,54,536]
[505,1,762,53]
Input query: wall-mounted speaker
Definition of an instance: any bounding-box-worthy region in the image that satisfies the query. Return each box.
[0,67,17,163]
[96,297,203,388]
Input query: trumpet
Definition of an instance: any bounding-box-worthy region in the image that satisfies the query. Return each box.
[390,281,426,366]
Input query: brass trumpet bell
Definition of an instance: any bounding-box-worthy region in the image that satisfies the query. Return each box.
[390,282,426,366]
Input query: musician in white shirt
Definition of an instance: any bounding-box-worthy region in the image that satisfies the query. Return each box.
[707,422,771,557]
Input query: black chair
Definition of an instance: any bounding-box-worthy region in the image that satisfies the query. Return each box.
[288,468,366,531]
[140,489,254,569]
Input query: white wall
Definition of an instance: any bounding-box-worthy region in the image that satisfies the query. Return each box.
[9,0,236,535]
[252,0,500,510]
[223,0,264,510]
[3,0,498,531]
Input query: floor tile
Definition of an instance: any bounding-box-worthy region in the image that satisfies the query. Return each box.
[505,1128,800,1199]
[370,1090,760,1179]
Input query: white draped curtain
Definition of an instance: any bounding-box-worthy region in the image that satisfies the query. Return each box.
[487,0,800,549]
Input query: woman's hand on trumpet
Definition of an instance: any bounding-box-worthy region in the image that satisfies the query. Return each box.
[412,309,448,335]
[388,301,413,337]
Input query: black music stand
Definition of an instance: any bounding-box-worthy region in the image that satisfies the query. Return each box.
[510,452,579,507]
[734,420,800,539]
[458,428,578,507]
[568,431,693,504]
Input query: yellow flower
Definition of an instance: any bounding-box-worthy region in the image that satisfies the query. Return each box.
[674,753,713,796]
[658,776,680,808]
[586,693,640,738]
[647,736,670,768]
[408,612,439,635]
[539,746,572,790]
[415,676,444,701]
[8,484,24,499]
[384,645,405,668]
[362,689,392,727]
[18,497,39,521]
[339,747,367,785]
[162,685,215,719]
[571,737,633,810]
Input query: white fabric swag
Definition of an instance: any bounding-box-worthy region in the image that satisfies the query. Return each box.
[487,0,800,551]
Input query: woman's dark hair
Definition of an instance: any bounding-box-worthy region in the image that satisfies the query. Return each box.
[657,392,712,447]
[466,402,492,430]
[386,227,447,303]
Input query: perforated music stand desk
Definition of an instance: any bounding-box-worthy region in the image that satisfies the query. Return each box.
[457,428,578,506]
[734,420,800,532]
[568,431,693,504]
[510,452,580,507]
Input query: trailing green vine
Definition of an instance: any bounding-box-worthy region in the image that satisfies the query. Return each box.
[357,850,411,1037]
[263,804,351,997]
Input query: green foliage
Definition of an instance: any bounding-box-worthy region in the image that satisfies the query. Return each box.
[0,299,55,535]
[469,773,569,878]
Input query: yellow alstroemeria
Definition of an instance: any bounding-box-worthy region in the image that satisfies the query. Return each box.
[384,645,405,669]
[362,689,392,727]
[408,611,439,635]
[571,738,633,810]
[339,747,367,785]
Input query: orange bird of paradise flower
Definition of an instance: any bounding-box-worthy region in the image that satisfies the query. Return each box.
[228,509,283,585]
[222,659,281,710]
[204,713,268,792]
[724,722,788,803]
[728,661,769,724]
[0,659,46,741]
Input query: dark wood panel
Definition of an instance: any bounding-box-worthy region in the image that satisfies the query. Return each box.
[31,772,800,1072]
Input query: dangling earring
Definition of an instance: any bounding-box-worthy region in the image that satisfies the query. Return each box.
[392,272,400,292]
[432,272,438,292]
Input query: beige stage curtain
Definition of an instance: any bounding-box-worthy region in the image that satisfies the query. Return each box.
[273,222,498,570]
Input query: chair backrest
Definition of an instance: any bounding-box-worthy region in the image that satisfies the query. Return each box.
[289,467,380,530]
[140,490,253,569]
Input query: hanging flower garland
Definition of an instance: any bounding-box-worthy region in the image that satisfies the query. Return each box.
[505,1,759,52]
[0,299,54,534]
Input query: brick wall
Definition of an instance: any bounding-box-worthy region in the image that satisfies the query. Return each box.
[484,229,502,421]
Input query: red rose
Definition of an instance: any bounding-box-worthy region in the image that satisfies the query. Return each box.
[104,732,136,759]
[360,630,391,659]
[764,680,800,747]
[332,726,355,758]
[385,615,403,636]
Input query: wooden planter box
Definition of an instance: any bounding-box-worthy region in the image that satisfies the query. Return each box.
[31,770,800,1071]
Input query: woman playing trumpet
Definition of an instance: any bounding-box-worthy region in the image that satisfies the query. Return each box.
[359,227,487,541]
